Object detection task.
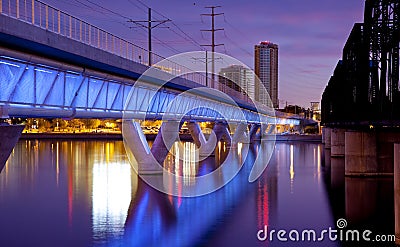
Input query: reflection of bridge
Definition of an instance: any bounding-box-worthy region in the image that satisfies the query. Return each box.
[0,0,301,172]
[320,0,399,243]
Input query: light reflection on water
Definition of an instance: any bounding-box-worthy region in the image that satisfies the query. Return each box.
[92,161,132,242]
[0,140,393,247]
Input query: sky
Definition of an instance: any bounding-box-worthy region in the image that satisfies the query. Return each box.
[44,0,366,108]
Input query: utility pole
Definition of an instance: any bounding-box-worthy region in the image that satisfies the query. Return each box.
[128,8,170,66]
[192,51,209,86]
[192,50,222,87]
[201,6,224,89]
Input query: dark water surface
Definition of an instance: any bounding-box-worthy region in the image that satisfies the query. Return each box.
[0,140,394,246]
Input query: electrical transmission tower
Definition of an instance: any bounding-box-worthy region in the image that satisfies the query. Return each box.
[201,6,224,89]
[128,8,170,66]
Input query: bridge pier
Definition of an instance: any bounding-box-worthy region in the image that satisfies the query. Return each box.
[213,122,232,146]
[267,124,276,135]
[344,130,378,176]
[323,127,331,149]
[231,123,249,144]
[376,132,400,175]
[324,148,331,168]
[152,121,181,164]
[0,124,25,173]
[343,129,400,176]
[395,144,400,245]
[123,120,180,174]
[249,124,260,143]
[0,105,24,173]
[187,122,216,157]
[331,128,345,157]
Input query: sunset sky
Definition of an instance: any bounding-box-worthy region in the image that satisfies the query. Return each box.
[44,0,366,108]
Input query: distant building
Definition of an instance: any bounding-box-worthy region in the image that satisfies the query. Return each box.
[310,102,321,121]
[254,41,279,108]
[219,65,254,99]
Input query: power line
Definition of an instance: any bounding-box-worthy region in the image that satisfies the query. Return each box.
[82,0,129,19]
[129,0,204,51]
[127,0,148,13]
[223,30,253,57]
[72,0,112,16]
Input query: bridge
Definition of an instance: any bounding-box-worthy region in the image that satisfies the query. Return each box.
[0,0,302,174]
[321,0,399,244]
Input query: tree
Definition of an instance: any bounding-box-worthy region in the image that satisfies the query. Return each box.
[85,119,101,129]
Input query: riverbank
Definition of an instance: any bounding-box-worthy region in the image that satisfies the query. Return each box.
[275,134,322,142]
[21,132,123,140]
[21,133,321,142]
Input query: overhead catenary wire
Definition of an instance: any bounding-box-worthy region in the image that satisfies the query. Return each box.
[130,0,205,51]
[76,0,191,55]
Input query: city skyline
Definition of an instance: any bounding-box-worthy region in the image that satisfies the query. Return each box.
[42,0,365,107]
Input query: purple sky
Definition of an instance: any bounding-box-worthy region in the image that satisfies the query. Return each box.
[44,0,365,108]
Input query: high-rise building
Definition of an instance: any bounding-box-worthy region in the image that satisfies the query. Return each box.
[254,41,279,108]
[219,65,255,99]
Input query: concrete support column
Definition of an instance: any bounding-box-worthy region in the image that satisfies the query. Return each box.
[0,124,25,173]
[249,124,260,143]
[345,130,377,176]
[259,124,269,140]
[395,144,400,245]
[213,122,231,165]
[331,128,345,157]
[376,132,400,174]
[231,123,249,144]
[123,120,180,174]
[213,122,231,145]
[187,121,216,157]
[323,127,331,149]
[267,125,276,135]
[324,149,331,168]
[187,122,205,148]
[152,121,181,165]
[123,120,161,174]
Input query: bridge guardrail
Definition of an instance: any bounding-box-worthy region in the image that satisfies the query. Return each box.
[0,0,236,91]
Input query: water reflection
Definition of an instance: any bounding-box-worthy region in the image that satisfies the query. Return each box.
[92,161,132,241]
[0,140,393,247]
[0,140,134,247]
[323,149,395,247]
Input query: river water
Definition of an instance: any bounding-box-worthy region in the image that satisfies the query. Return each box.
[0,140,394,247]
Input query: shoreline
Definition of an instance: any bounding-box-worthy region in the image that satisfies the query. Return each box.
[20,132,322,142]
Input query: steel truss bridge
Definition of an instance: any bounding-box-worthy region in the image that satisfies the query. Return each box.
[322,0,399,126]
